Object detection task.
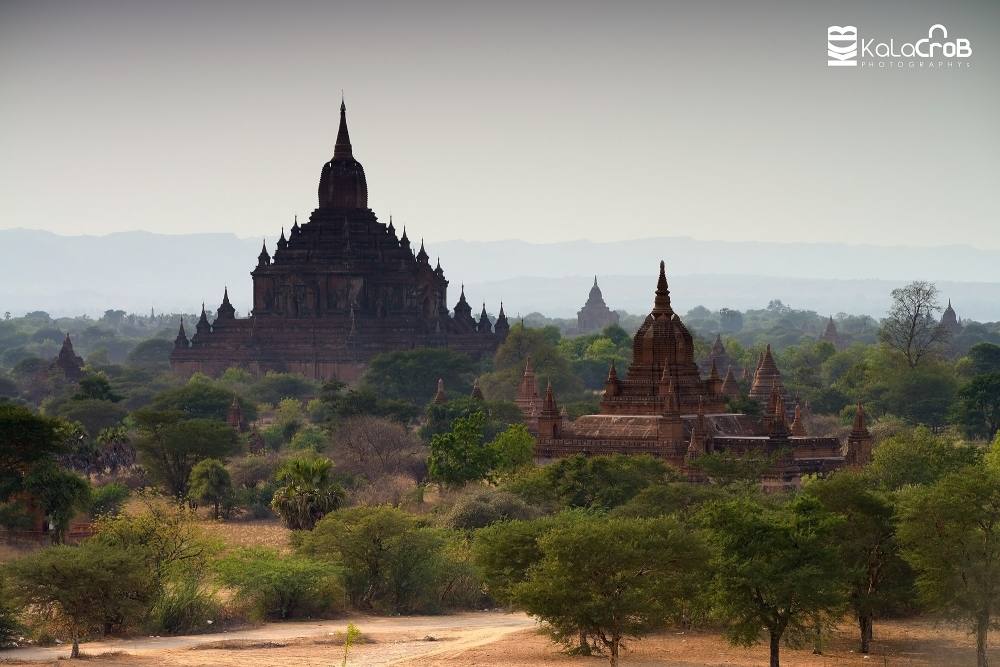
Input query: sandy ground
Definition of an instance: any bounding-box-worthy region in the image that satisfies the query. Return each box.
[0,611,533,666]
[2,614,994,666]
[406,618,995,666]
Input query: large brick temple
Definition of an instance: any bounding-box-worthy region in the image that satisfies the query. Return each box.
[171,101,508,382]
[518,261,872,489]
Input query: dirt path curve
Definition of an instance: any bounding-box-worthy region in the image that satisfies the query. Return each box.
[0,611,535,665]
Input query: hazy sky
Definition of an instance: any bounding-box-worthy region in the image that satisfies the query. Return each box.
[1,0,997,247]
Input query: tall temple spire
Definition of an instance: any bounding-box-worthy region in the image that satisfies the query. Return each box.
[174,319,189,349]
[334,98,352,159]
[257,239,270,267]
[432,378,446,404]
[470,378,485,401]
[652,260,673,315]
[790,403,806,436]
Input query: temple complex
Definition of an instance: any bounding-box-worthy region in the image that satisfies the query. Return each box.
[576,277,619,333]
[516,262,871,489]
[171,102,508,382]
[819,316,843,349]
[701,334,733,375]
[940,299,961,336]
[52,334,84,380]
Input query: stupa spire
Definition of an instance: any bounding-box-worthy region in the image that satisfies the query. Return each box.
[334,98,352,159]
[652,260,673,315]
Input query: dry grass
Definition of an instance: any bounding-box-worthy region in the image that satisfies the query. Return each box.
[195,519,292,554]
[0,541,41,564]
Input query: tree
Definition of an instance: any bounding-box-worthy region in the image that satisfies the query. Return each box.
[505,454,675,511]
[966,343,1000,376]
[419,397,523,443]
[133,412,240,497]
[0,571,22,647]
[688,450,778,488]
[705,495,846,667]
[215,548,343,620]
[188,458,233,520]
[0,405,66,526]
[125,338,175,370]
[866,426,980,491]
[8,542,154,658]
[22,460,91,543]
[362,348,476,405]
[953,373,1000,439]
[487,423,535,474]
[92,500,216,597]
[803,471,914,653]
[298,505,452,613]
[150,379,256,422]
[897,466,1000,667]
[479,323,582,400]
[879,281,949,368]
[270,455,345,530]
[331,416,426,482]
[74,373,122,402]
[511,516,707,666]
[428,411,496,487]
[54,398,128,437]
[246,371,319,404]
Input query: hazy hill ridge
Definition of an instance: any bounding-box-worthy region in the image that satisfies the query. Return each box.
[1,229,997,320]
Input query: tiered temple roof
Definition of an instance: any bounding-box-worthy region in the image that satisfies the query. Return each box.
[52,334,84,380]
[515,261,873,490]
[170,101,508,382]
[819,316,842,349]
[576,277,620,333]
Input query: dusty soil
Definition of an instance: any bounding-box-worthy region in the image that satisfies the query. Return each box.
[0,611,533,666]
[406,618,994,666]
[1,615,992,666]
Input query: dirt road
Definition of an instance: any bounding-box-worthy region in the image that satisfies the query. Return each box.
[0,611,535,666]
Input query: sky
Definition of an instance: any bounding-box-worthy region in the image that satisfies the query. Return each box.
[1,0,998,248]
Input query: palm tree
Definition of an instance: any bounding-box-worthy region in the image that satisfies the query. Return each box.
[270,456,345,530]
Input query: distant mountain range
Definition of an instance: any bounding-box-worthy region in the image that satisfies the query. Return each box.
[1,229,997,321]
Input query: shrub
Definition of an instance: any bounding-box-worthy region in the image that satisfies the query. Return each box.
[442,487,538,530]
[0,572,22,648]
[148,579,222,635]
[215,548,343,620]
[7,542,156,657]
[89,482,130,517]
[289,425,328,451]
[271,455,345,530]
[189,459,234,520]
[298,505,457,613]
[504,454,675,511]
[246,372,319,405]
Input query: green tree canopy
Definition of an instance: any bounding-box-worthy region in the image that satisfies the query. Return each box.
[704,494,846,667]
[362,348,476,405]
[897,465,1000,667]
[270,455,345,530]
[125,338,175,370]
[803,470,915,653]
[509,515,708,666]
[504,454,676,512]
[150,379,256,422]
[133,412,240,497]
[8,542,155,658]
[428,411,495,487]
[479,323,582,400]
[866,426,980,491]
[298,505,453,613]
[188,458,233,520]
[952,373,1000,439]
